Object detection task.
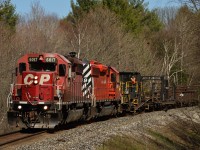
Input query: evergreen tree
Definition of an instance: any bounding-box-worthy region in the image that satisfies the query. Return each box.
[67,0,99,23]
[102,0,162,33]
[68,0,162,34]
[77,0,98,12]
[0,0,18,30]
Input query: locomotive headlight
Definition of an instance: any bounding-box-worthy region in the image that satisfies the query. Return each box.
[34,80,38,84]
[18,105,22,110]
[44,105,48,110]
[34,76,38,80]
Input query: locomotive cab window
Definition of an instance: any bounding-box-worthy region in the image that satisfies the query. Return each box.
[43,63,56,71]
[29,62,41,71]
[76,64,83,75]
[29,62,56,71]
[59,64,66,76]
[19,63,26,74]
[120,74,131,82]
[15,67,18,76]
[111,73,116,82]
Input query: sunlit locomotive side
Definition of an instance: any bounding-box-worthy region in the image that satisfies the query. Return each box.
[7,52,120,129]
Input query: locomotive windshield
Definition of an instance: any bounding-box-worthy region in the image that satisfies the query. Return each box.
[120,72,141,82]
[29,62,56,71]
[119,73,132,82]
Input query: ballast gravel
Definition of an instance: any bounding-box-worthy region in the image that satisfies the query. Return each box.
[10,106,200,150]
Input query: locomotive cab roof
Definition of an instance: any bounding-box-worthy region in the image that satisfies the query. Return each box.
[17,53,72,64]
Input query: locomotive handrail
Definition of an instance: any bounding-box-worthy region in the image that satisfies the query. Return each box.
[13,83,64,87]
[7,84,14,109]
[54,84,64,110]
[25,88,37,106]
[13,83,54,86]
[56,85,63,110]
[88,87,96,107]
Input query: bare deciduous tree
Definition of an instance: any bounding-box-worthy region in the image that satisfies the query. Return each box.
[177,0,200,11]
[161,39,183,85]
[61,7,162,75]
[14,1,67,54]
[154,6,200,85]
[156,7,178,27]
[0,22,15,111]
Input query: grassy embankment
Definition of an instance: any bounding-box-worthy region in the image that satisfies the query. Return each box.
[99,118,200,150]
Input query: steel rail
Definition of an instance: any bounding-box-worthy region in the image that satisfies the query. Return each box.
[0,130,46,147]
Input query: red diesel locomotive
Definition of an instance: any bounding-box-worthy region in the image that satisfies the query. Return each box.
[7,52,121,129]
[7,52,199,129]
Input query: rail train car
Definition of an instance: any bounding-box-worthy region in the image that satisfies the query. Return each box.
[7,52,120,129]
[119,72,175,112]
[7,52,199,129]
[119,72,142,112]
[119,72,199,112]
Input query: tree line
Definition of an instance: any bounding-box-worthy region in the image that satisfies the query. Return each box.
[0,0,200,110]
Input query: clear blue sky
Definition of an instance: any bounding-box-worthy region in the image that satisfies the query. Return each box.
[10,0,179,18]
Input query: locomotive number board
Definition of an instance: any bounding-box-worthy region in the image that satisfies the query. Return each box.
[28,57,38,62]
[28,57,57,63]
[45,57,57,63]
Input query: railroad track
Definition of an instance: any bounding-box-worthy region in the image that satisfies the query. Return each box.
[0,120,98,148]
[0,129,46,147]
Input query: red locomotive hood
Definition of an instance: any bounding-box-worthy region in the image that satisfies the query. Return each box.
[21,72,55,103]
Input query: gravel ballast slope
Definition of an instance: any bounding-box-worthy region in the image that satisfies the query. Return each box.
[6,106,200,150]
